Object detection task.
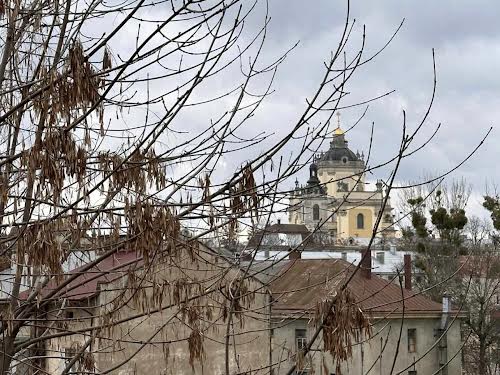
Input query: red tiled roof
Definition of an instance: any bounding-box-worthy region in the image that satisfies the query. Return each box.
[19,251,141,301]
[270,259,448,317]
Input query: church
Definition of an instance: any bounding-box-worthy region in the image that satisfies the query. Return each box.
[288,120,396,242]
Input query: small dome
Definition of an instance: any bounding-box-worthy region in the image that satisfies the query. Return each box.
[334,126,344,135]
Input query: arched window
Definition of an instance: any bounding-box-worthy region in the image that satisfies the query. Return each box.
[357,213,364,229]
[313,204,320,221]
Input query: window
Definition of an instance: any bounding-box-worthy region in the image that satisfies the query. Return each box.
[295,329,307,352]
[356,213,364,229]
[337,181,348,192]
[408,371,417,375]
[64,348,79,373]
[312,204,320,221]
[408,328,417,353]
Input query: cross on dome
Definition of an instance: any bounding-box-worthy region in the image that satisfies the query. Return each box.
[334,112,344,135]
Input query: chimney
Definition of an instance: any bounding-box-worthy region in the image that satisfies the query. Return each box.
[404,254,412,290]
[289,248,301,260]
[361,249,372,279]
[241,252,252,262]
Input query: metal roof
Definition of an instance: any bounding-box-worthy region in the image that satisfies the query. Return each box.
[253,250,412,275]
[269,259,447,317]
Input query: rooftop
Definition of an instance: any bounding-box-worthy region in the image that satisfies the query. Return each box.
[252,249,410,275]
[269,259,451,318]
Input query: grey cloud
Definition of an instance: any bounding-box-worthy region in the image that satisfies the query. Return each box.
[244,1,500,214]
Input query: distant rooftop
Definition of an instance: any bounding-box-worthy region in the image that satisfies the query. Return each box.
[269,259,450,318]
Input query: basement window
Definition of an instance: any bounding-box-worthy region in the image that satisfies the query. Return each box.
[408,328,417,353]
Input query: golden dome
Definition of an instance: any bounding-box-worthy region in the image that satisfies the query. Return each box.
[334,126,344,135]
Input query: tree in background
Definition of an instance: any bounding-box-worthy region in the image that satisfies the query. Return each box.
[401,186,500,375]
[460,194,500,375]
[400,180,470,301]
[460,247,500,375]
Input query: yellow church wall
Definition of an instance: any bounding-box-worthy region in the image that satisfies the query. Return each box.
[318,169,366,198]
[347,208,373,238]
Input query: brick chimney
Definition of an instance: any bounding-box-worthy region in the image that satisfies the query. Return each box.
[404,254,412,290]
[289,248,301,260]
[241,252,252,262]
[361,249,372,279]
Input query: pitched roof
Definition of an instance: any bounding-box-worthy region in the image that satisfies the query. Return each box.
[19,250,141,301]
[269,259,448,318]
[247,224,313,247]
[19,242,240,302]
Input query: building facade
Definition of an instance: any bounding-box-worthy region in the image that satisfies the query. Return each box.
[289,125,396,241]
[268,258,463,375]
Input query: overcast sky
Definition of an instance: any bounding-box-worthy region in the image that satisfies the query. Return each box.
[99,1,499,220]
[243,1,499,217]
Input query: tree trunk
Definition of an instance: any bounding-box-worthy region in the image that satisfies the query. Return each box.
[478,340,487,375]
[0,335,15,374]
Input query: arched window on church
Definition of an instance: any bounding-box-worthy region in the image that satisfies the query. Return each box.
[313,204,320,221]
[357,213,364,229]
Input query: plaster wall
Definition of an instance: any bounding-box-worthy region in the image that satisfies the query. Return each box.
[272,315,462,375]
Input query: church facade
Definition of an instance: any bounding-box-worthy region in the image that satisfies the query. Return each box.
[288,125,396,241]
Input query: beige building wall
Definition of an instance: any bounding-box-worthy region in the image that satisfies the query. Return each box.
[45,306,96,374]
[318,167,366,199]
[347,207,373,238]
[272,315,462,375]
[46,251,271,375]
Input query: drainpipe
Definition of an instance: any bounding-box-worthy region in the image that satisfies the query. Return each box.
[268,290,273,375]
[441,293,450,329]
[439,293,450,373]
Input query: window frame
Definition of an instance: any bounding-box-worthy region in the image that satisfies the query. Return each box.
[312,204,320,221]
[408,328,417,353]
[295,329,307,352]
[356,213,364,229]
